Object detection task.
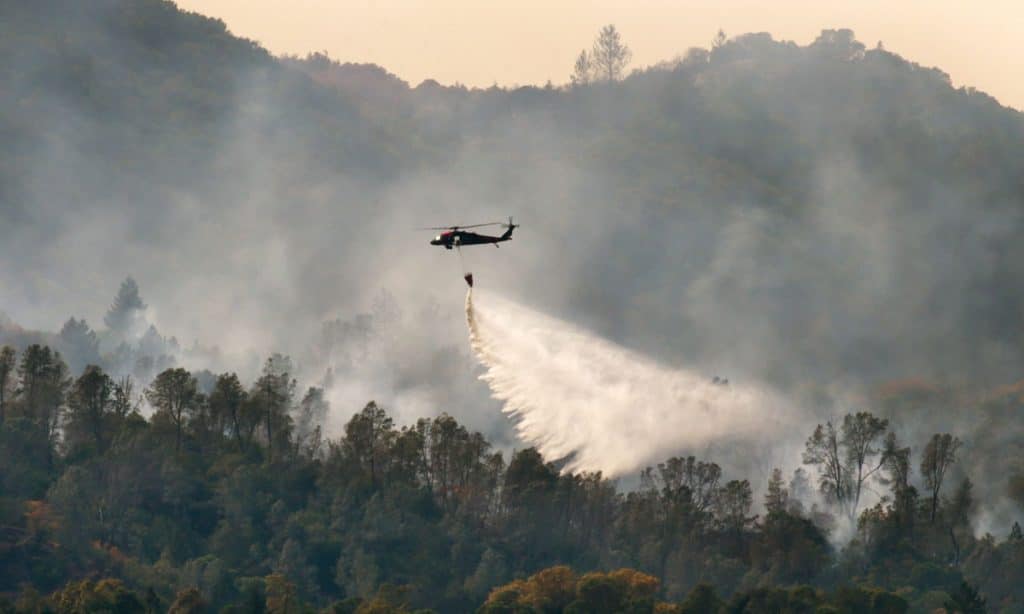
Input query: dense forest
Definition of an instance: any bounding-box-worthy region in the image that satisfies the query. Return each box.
[3,0,1024,612]
[1,337,1020,612]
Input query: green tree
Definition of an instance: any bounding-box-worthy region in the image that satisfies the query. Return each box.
[65,364,115,456]
[15,345,70,467]
[146,367,200,451]
[251,355,296,462]
[343,401,396,485]
[715,479,755,534]
[208,373,247,450]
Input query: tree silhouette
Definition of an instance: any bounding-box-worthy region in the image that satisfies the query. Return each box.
[591,25,631,82]
[104,277,147,335]
[146,367,200,452]
[921,433,962,523]
[571,50,592,86]
[803,412,889,520]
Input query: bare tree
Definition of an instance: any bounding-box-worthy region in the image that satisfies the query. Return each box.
[111,375,140,420]
[841,412,889,518]
[591,25,631,82]
[803,421,848,513]
[921,433,961,523]
[803,412,889,520]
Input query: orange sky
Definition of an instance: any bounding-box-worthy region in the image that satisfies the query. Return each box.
[175,0,1023,110]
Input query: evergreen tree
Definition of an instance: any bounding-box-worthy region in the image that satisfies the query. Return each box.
[104,277,147,335]
[57,317,100,372]
[764,468,788,516]
[251,355,296,462]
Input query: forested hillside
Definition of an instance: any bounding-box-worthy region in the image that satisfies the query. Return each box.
[1,346,1021,612]
[3,0,1024,612]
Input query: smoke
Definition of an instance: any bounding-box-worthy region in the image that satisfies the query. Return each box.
[2,8,1023,528]
[466,288,801,477]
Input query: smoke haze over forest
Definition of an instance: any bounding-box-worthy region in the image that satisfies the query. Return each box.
[4,0,1024,486]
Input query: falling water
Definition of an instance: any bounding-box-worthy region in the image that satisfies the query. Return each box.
[466,289,796,476]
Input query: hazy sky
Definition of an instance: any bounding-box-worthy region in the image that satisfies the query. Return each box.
[174,0,1023,110]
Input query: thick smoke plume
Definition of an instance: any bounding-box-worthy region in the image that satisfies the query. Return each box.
[466,288,799,476]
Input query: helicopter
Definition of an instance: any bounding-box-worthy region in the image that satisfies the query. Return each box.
[427,217,518,250]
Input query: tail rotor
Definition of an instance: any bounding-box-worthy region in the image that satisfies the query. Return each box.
[500,216,518,240]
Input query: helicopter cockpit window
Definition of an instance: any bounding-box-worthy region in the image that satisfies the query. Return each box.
[435,235,442,241]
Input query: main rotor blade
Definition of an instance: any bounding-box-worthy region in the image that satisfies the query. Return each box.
[418,222,503,230]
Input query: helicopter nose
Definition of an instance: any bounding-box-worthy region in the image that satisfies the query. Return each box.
[430,238,441,245]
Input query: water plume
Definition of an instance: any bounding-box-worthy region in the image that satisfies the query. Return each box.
[466,288,798,477]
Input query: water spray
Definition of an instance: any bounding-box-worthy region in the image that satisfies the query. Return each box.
[466,289,798,476]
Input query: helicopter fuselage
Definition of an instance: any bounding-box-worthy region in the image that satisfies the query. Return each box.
[430,228,514,249]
